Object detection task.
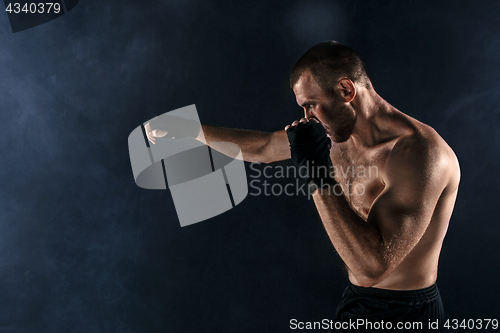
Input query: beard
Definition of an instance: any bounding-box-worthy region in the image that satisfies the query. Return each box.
[328,103,356,143]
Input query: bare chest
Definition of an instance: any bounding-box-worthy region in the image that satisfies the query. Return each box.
[329,144,391,219]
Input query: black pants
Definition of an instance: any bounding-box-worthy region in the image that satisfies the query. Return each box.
[328,282,444,332]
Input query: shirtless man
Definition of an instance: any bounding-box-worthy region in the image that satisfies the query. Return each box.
[146,41,460,331]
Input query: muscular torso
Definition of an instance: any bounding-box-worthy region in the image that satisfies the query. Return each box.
[328,113,459,290]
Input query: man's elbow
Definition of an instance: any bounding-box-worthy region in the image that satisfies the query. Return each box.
[355,276,380,288]
[355,266,389,288]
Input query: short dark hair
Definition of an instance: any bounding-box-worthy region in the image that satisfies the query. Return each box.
[290,41,372,95]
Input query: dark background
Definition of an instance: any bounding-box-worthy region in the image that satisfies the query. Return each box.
[0,1,499,332]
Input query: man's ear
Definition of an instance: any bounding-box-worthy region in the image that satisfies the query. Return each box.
[338,78,356,103]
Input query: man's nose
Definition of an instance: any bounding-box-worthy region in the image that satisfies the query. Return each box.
[304,108,313,119]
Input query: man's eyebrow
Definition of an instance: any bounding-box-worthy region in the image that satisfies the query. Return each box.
[300,101,315,107]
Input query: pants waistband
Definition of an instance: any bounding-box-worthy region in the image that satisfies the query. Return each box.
[349,282,440,302]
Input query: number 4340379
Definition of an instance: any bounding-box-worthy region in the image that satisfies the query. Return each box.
[5,3,61,14]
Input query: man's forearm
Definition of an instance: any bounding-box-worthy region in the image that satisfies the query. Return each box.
[199,125,290,163]
[312,187,388,286]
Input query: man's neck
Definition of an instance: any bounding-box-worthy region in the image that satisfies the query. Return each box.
[348,89,399,148]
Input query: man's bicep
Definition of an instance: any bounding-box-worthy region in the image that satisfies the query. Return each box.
[367,142,447,265]
[367,186,434,262]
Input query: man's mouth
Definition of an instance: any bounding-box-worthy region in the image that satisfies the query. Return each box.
[311,118,330,134]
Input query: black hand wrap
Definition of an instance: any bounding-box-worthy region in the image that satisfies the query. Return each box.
[148,114,201,139]
[286,121,336,189]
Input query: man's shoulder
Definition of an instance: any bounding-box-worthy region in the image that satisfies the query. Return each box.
[385,121,460,189]
[392,122,444,159]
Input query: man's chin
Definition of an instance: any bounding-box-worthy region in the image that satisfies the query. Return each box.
[329,121,355,143]
[329,131,351,143]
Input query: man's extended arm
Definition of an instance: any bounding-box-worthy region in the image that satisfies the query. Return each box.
[145,121,290,163]
[313,136,451,287]
[200,125,290,163]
